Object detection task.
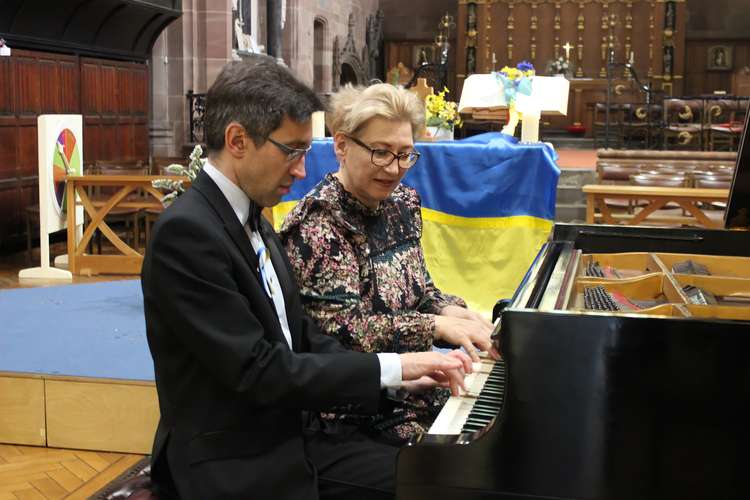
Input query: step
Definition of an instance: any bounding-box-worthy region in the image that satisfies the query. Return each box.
[555,202,588,223]
[558,169,596,187]
[557,185,586,204]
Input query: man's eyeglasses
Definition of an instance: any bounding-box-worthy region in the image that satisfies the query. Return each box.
[267,137,312,163]
[347,136,420,169]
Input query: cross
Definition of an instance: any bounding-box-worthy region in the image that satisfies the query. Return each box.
[562,42,573,61]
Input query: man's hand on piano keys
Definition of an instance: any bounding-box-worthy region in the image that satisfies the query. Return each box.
[399,350,473,396]
[434,309,499,362]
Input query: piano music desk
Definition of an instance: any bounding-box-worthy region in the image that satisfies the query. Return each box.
[582,184,729,228]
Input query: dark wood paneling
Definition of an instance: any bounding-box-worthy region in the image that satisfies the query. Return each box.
[685,39,750,96]
[0,49,149,251]
[39,61,61,112]
[17,126,37,177]
[134,124,148,159]
[81,62,100,114]
[117,67,133,113]
[0,58,12,115]
[101,65,117,114]
[83,122,100,161]
[0,127,17,176]
[15,58,41,115]
[60,62,79,113]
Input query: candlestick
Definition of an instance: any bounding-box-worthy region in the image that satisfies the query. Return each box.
[312,111,325,138]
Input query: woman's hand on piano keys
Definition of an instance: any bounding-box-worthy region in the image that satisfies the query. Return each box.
[399,350,473,396]
[434,308,499,362]
[440,305,494,331]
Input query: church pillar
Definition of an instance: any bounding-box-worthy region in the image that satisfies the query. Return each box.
[267,0,283,62]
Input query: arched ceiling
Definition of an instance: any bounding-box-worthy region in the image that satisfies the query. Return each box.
[0,0,181,61]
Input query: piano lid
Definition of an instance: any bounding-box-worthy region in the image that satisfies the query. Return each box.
[725,103,750,229]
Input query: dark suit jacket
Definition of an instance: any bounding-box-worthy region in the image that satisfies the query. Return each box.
[141,170,382,499]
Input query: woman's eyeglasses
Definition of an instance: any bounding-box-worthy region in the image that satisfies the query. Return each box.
[347,136,420,169]
[267,137,312,163]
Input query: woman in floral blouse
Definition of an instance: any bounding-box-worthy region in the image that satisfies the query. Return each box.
[280,83,497,443]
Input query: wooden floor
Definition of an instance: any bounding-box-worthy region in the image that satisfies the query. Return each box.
[1,247,145,498]
[0,242,132,290]
[556,148,598,170]
[0,445,143,499]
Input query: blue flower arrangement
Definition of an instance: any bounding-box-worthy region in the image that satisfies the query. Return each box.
[491,61,535,136]
[493,61,535,108]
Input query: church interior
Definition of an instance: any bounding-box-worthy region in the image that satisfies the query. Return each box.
[1,0,750,498]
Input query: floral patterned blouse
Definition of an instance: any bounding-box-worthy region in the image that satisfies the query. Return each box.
[280,173,466,442]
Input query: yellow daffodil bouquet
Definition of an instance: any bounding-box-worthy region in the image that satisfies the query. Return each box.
[425,87,462,131]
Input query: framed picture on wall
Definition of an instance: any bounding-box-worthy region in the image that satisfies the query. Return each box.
[412,44,435,67]
[707,45,733,71]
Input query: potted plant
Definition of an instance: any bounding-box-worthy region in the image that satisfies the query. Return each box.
[424,88,462,141]
[152,145,206,206]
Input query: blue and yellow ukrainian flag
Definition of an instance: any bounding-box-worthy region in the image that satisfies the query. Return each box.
[273,132,559,315]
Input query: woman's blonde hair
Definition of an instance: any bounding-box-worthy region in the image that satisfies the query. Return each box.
[327,83,425,139]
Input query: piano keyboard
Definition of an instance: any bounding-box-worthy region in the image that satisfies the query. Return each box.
[428,357,506,434]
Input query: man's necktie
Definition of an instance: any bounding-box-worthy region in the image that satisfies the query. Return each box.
[256,244,274,298]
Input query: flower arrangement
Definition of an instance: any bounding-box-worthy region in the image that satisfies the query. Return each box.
[493,61,535,107]
[152,144,206,206]
[492,61,535,135]
[425,87,462,131]
[549,56,569,76]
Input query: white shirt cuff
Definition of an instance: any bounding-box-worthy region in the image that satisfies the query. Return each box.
[376,352,402,389]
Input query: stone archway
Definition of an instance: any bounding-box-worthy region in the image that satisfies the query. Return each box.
[340,62,358,86]
[332,13,367,91]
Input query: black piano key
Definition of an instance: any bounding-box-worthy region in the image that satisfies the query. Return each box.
[461,423,485,432]
[459,359,507,434]
[467,408,497,418]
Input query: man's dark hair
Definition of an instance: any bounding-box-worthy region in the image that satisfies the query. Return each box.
[203,55,323,152]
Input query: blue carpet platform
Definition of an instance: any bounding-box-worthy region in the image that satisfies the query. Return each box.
[0,280,158,454]
[0,280,152,381]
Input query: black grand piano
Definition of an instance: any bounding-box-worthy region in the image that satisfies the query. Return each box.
[395,112,750,499]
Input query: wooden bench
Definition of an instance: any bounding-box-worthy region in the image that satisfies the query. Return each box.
[583,184,729,229]
[597,149,736,178]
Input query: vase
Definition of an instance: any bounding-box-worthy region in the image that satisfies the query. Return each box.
[426,125,454,141]
[502,104,521,136]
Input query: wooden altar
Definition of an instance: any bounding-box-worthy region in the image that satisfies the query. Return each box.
[456,0,687,132]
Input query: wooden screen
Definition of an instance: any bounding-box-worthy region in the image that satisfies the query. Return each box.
[0,49,149,250]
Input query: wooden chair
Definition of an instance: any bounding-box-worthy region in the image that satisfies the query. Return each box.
[663,98,704,150]
[622,103,662,149]
[708,98,748,151]
[593,103,625,148]
[150,156,186,175]
[24,205,41,265]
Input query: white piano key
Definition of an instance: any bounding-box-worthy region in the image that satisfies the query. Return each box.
[429,360,503,435]
[428,395,476,434]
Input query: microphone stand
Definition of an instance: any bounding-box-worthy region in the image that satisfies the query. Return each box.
[605,52,655,149]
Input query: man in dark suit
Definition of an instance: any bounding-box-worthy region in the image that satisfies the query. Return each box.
[141,56,470,499]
